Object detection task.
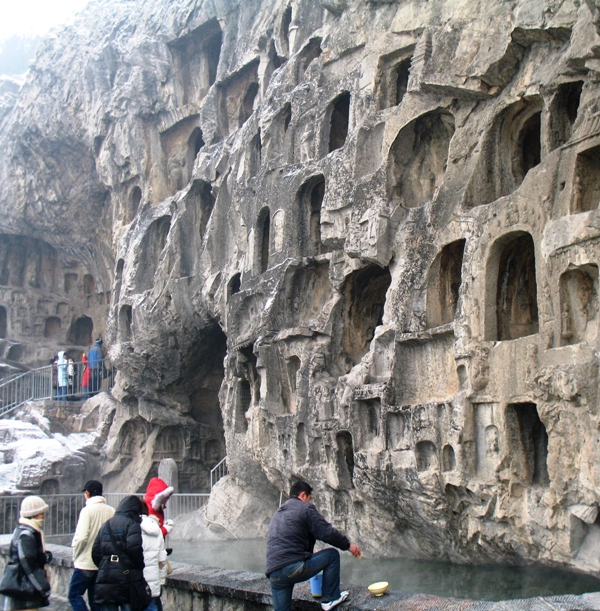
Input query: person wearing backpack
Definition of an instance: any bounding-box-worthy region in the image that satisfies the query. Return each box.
[91,496,150,611]
[0,495,52,610]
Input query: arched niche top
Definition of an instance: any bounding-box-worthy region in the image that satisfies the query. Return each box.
[135,216,171,293]
[465,96,542,208]
[426,239,466,329]
[0,234,58,290]
[280,6,293,56]
[228,273,241,297]
[572,145,600,213]
[548,80,583,151]
[256,207,271,274]
[298,174,326,256]
[485,231,538,341]
[341,263,392,364]
[127,186,142,224]
[327,91,351,154]
[559,263,599,346]
[168,18,222,106]
[386,108,455,208]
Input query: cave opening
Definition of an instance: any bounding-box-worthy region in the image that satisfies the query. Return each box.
[328,92,350,153]
[426,239,466,328]
[559,264,598,346]
[495,233,538,341]
[68,316,93,346]
[573,145,600,213]
[549,81,583,150]
[341,264,391,364]
[182,321,228,492]
[336,431,355,489]
[44,317,61,339]
[257,208,271,274]
[506,402,549,486]
[0,306,6,339]
[387,109,455,207]
[119,305,132,342]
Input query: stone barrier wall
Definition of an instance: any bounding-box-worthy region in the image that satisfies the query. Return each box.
[2,544,600,611]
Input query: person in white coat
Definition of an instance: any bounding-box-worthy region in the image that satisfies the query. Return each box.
[140,512,167,611]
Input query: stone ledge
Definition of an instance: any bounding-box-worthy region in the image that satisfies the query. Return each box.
[1,544,599,610]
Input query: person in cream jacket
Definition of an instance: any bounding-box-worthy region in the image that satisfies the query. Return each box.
[69,480,115,611]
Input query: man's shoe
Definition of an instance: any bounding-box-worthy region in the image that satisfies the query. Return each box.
[321,591,349,611]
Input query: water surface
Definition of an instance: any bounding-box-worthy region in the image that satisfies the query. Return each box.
[169,538,600,602]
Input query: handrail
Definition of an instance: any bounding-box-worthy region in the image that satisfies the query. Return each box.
[210,456,228,490]
[0,359,116,417]
[0,493,210,537]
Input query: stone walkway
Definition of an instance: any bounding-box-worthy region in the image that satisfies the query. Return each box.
[41,587,600,610]
[46,596,72,610]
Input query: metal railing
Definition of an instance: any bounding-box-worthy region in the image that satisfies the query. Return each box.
[210,456,228,489]
[0,492,212,538]
[0,359,115,417]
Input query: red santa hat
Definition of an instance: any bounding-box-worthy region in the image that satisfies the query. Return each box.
[144,477,174,536]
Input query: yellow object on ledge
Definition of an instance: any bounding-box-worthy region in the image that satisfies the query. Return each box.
[368,581,389,596]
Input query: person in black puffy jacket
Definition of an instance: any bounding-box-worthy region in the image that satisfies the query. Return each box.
[92,495,146,611]
[0,495,52,611]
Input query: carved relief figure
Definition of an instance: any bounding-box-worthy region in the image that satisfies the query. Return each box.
[309,350,336,420]
[471,345,490,392]
[300,123,314,162]
[168,157,185,192]
[485,425,499,457]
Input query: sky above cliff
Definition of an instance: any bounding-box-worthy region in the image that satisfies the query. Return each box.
[0,0,89,41]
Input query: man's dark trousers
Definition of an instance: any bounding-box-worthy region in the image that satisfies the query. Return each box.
[68,568,100,611]
[269,548,342,611]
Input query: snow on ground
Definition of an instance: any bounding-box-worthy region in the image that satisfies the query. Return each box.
[0,416,97,493]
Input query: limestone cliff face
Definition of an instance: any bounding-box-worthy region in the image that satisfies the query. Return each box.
[3,0,600,572]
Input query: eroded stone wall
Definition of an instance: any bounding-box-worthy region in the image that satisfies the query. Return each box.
[3,0,600,573]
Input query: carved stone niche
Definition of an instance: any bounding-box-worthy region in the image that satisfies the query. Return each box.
[571,145,600,213]
[375,46,415,111]
[218,60,260,136]
[472,402,501,478]
[0,234,58,291]
[386,109,455,209]
[547,81,583,152]
[354,398,383,451]
[425,238,466,329]
[504,402,549,487]
[160,115,203,195]
[464,97,542,208]
[558,264,599,346]
[386,407,409,452]
[168,18,223,108]
[341,263,391,365]
[484,231,538,342]
[345,203,393,266]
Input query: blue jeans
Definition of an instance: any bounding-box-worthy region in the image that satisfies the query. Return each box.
[98,605,132,611]
[144,599,160,611]
[69,568,100,611]
[269,548,341,611]
[57,385,67,401]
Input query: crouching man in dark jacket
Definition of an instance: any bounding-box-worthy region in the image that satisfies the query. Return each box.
[92,495,147,611]
[266,481,361,611]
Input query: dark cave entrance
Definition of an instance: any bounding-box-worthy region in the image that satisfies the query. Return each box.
[505,402,549,486]
[177,321,228,492]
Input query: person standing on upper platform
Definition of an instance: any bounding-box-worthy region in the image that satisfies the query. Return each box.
[87,339,103,395]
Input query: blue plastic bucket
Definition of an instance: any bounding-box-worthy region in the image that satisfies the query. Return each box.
[310,572,323,597]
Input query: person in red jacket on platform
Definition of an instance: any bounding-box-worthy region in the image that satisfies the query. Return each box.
[144,478,174,538]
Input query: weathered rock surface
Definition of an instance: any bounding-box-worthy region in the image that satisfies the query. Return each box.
[2,0,600,575]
